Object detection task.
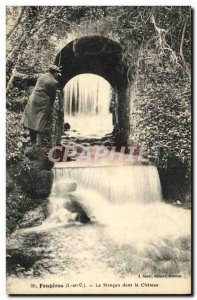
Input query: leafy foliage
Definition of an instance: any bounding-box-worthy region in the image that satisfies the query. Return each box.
[6,6,191,201]
[133,60,191,172]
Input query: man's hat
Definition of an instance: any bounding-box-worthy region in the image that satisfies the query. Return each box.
[48,65,62,73]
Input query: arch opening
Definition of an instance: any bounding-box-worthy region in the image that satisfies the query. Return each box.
[63,74,114,141]
[55,36,130,145]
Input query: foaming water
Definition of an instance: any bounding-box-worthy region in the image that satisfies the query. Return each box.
[77,188,190,249]
[21,164,190,248]
[49,166,190,249]
[63,115,113,138]
[7,164,191,292]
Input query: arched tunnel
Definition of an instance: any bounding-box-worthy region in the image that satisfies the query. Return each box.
[54,36,131,145]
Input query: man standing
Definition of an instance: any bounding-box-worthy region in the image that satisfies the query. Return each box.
[21,65,62,144]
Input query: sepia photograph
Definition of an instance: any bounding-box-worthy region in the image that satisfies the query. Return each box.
[6,5,192,295]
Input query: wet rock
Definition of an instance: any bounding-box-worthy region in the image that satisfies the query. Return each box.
[64,194,91,224]
[64,122,71,131]
[6,173,14,193]
[82,143,90,147]
[67,141,76,147]
[75,212,91,224]
[91,142,102,146]
[18,204,48,228]
[101,134,112,141]
[173,200,182,206]
[75,144,84,153]
[19,169,53,197]
[33,170,53,197]
[102,139,113,146]
[7,249,39,275]
[23,146,53,170]
[176,200,182,205]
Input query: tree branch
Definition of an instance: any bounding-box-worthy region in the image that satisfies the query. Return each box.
[180,20,190,77]
[7,7,25,40]
[7,69,39,90]
[6,7,65,90]
[31,7,65,37]
[151,13,167,48]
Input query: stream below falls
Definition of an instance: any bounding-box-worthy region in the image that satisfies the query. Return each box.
[7,165,191,294]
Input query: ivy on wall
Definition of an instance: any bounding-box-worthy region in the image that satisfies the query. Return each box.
[6,6,191,176]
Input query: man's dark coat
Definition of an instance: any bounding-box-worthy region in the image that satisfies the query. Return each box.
[21,72,59,132]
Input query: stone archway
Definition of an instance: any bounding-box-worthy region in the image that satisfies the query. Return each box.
[54,36,130,145]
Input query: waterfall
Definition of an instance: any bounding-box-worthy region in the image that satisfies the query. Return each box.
[40,164,163,228]
[63,74,113,138]
[7,166,191,293]
[53,165,162,204]
[25,163,190,278]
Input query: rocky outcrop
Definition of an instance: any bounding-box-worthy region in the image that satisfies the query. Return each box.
[18,202,48,228]
[7,143,54,233]
[64,122,71,131]
[16,145,54,198]
[19,169,53,198]
[64,194,91,224]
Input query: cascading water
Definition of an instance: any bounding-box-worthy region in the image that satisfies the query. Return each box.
[7,164,191,293]
[63,74,113,138]
[38,164,162,229]
[44,164,164,230]
[47,162,190,247]
[53,165,162,204]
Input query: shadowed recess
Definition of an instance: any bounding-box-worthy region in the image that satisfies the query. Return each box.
[55,36,128,89]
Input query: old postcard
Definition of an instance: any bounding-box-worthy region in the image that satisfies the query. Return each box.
[6,6,192,295]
